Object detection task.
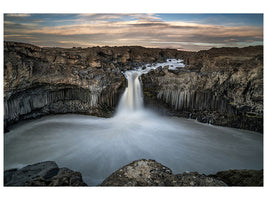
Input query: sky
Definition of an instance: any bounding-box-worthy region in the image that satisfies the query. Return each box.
[3,13,264,51]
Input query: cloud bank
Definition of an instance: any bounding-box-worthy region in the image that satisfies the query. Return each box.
[4,13,263,51]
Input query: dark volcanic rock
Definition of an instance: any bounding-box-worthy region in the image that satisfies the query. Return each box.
[4,161,87,186]
[4,42,263,132]
[4,41,183,129]
[49,168,87,186]
[5,160,262,187]
[142,46,263,132]
[100,159,227,186]
[210,169,263,186]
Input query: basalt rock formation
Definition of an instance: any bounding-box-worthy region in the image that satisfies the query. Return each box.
[100,159,227,186]
[142,46,263,132]
[101,159,263,186]
[209,169,263,186]
[4,42,263,132]
[101,159,264,186]
[4,41,181,129]
[4,160,263,186]
[4,161,87,186]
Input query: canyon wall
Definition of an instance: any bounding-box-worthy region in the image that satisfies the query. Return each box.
[4,42,180,129]
[4,42,263,132]
[142,46,263,132]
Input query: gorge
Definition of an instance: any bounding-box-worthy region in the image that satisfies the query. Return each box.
[3,42,263,186]
[4,42,263,132]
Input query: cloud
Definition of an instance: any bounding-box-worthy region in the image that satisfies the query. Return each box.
[78,13,161,21]
[6,13,31,17]
[4,14,263,51]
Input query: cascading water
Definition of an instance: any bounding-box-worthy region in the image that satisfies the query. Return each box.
[116,71,143,113]
[117,58,184,114]
[4,59,263,186]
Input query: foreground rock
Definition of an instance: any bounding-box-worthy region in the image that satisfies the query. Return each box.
[4,161,87,186]
[5,160,263,186]
[210,169,263,186]
[100,159,227,186]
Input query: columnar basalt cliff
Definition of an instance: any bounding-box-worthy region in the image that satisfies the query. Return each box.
[4,42,181,129]
[4,42,263,132]
[142,46,263,132]
[4,42,122,128]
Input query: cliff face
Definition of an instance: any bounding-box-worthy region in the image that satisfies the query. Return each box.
[4,42,181,128]
[4,42,122,128]
[142,46,263,132]
[4,42,263,132]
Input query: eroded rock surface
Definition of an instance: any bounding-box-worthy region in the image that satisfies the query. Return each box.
[100,159,227,186]
[4,42,182,129]
[5,160,263,186]
[142,46,263,132]
[4,161,87,186]
[4,42,263,132]
[210,169,263,186]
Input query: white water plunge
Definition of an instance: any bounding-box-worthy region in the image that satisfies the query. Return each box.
[4,59,263,186]
[116,71,143,112]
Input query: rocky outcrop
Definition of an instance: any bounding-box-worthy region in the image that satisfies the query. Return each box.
[4,161,87,186]
[5,160,263,186]
[100,159,227,186]
[142,46,263,132]
[209,169,263,186]
[4,42,182,129]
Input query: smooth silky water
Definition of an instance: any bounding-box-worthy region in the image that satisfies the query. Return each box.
[4,60,263,186]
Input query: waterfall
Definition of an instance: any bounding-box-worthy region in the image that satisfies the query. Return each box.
[116,58,185,116]
[116,71,143,113]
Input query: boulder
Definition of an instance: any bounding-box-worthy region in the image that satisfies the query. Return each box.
[4,161,87,186]
[5,160,263,186]
[209,169,263,186]
[100,159,227,186]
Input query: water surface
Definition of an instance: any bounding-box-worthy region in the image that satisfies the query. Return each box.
[4,113,263,186]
